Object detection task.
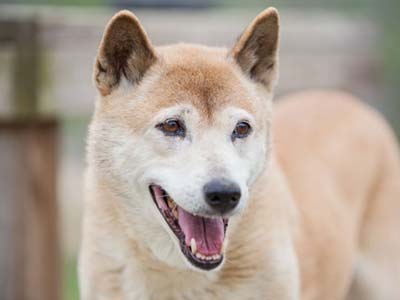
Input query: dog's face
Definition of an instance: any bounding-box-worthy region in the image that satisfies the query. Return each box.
[89,9,279,271]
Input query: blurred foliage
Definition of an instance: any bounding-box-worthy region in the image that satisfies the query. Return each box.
[379,0,400,132]
[64,258,79,300]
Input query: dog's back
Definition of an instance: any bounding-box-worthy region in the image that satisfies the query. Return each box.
[274,90,400,299]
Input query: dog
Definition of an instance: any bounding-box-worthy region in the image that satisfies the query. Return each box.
[79,7,400,300]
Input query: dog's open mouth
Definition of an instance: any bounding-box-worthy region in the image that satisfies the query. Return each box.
[149,185,228,270]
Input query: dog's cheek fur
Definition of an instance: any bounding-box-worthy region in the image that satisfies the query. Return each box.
[89,119,192,269]
[221,104,271,186]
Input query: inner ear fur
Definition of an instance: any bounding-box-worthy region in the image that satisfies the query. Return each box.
[230,8,279,90]
[94,10,157,96]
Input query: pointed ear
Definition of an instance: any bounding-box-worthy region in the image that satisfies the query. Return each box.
[94,10,157,96]
[230,8,279,90]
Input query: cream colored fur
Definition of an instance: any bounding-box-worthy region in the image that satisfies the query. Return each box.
[79,8,400,300]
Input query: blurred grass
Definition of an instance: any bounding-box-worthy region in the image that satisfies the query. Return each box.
[63,257,79,300]
[61,117,87,300]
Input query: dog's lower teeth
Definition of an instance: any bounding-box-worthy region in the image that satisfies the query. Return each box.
[221,239,227,254]
[194,252,220,261]
[190,238,197,254]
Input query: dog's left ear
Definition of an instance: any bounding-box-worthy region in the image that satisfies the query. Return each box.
[230,8,279,90]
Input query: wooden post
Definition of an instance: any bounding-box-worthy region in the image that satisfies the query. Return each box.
[0,119,60,300]
[0,18,60,300]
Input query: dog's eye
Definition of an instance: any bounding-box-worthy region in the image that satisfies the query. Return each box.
[232,121,252,140]
[157,118,185,137]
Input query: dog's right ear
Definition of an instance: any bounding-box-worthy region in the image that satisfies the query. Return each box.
[94,10,157,96]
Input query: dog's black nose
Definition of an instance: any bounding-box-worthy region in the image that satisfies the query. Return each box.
[203,179,241,214]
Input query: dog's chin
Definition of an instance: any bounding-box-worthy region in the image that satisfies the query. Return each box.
[149,185,228,271]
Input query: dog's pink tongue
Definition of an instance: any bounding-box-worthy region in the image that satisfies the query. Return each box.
[178,207,224,256]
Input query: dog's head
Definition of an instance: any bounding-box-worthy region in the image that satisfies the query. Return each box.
[89,8,279,271]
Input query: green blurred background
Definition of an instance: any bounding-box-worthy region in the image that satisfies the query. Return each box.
[0,0,399,299]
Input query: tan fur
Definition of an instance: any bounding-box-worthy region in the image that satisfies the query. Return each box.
[79,8,400,300]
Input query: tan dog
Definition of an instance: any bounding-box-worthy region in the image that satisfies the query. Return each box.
[79,8,400,300]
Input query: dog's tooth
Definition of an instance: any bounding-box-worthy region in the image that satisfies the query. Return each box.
[221,239,227,254]
[172,207,178,219]
[196,253,202,259]
[190,238,197,254]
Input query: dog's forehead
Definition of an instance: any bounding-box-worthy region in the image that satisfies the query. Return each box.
[98,45,263,131]
[151,45,256,118]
